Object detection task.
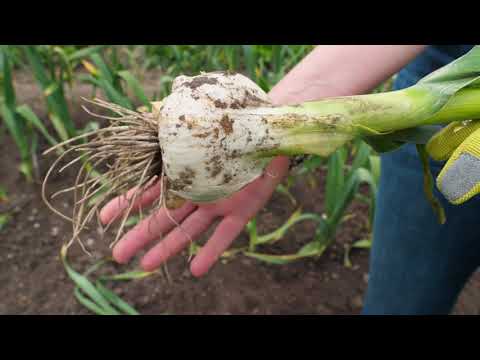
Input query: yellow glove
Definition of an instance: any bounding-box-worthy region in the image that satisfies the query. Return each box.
[426,120,480,205]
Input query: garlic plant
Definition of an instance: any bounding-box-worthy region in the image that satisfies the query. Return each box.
[43,46,480,249]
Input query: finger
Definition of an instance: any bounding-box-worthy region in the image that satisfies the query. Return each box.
[112,201,196,263]
[100,181,162,225]
[426,120,480,161]
[190,215,246,277]
[436,126,480,205]
[140,208,216,271]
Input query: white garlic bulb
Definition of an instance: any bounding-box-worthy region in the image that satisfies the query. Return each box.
[157,71,279,202]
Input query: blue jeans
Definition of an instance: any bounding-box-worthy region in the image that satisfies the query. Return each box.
[362,45,480,315]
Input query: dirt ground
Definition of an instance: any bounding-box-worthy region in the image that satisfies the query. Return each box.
[1,72,480,315]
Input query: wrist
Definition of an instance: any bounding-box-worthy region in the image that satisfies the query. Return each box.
[268,79,346,105]
[268,45,427,106]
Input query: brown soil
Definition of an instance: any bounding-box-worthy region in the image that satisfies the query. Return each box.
[1,72,479,315]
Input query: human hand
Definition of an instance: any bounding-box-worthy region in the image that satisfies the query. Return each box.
[100,156,289,277]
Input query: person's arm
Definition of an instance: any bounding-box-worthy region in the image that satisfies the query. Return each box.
[101,45,428,277]
[269,45,427,104]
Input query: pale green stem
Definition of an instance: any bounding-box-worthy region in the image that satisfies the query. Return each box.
[254,86,480,158]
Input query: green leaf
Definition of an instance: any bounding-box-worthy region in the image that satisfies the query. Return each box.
[24,46,50,86]
[325,148,346,216]
[43,82,59,97]
[1,104,30,162]
[243,252,309,265]
[363,136,404,153]
[297,240,327,256]
[328,169,362,231]
[276,184,297,206]
[0,213,11,232]
[246,217,258,251]
[0,185,7,202]
[189,243,246,259]
[68,45,108,62]
[101,270,154,281]
[90,53,114,85]
[244,241,325,265]
[77,73,101,87]
[19,161,33,182]
[272,46,282,74]
[254,208,320,246]
[419,46,480,93]
[355,167,378,195]
[352,239,372,249]
[350,141,371,173]
[95,281,140,315]
[24,46,76,138]
[48,112,70,143]
[383,125,442,145]
[416,144,446,224]
[68,256,143,315]
[225,45,240,71]
[1,48,16,107]
[0,46,4,73]
[61,246,120,315]
[74,287,111,315]
[52,46,74,85]
[97,77,132,109]
[16,104,58,146]
[368,155,381,185]
[242,45,257,81]
[118,70,151,109]
[394,46,480,128]
[297,155,324,175]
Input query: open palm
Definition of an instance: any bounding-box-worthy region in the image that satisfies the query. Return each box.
[100,156,289,277]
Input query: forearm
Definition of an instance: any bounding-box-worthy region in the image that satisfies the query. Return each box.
[268,45,428,105]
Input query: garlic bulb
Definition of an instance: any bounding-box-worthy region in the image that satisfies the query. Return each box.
[157,72,278,202]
